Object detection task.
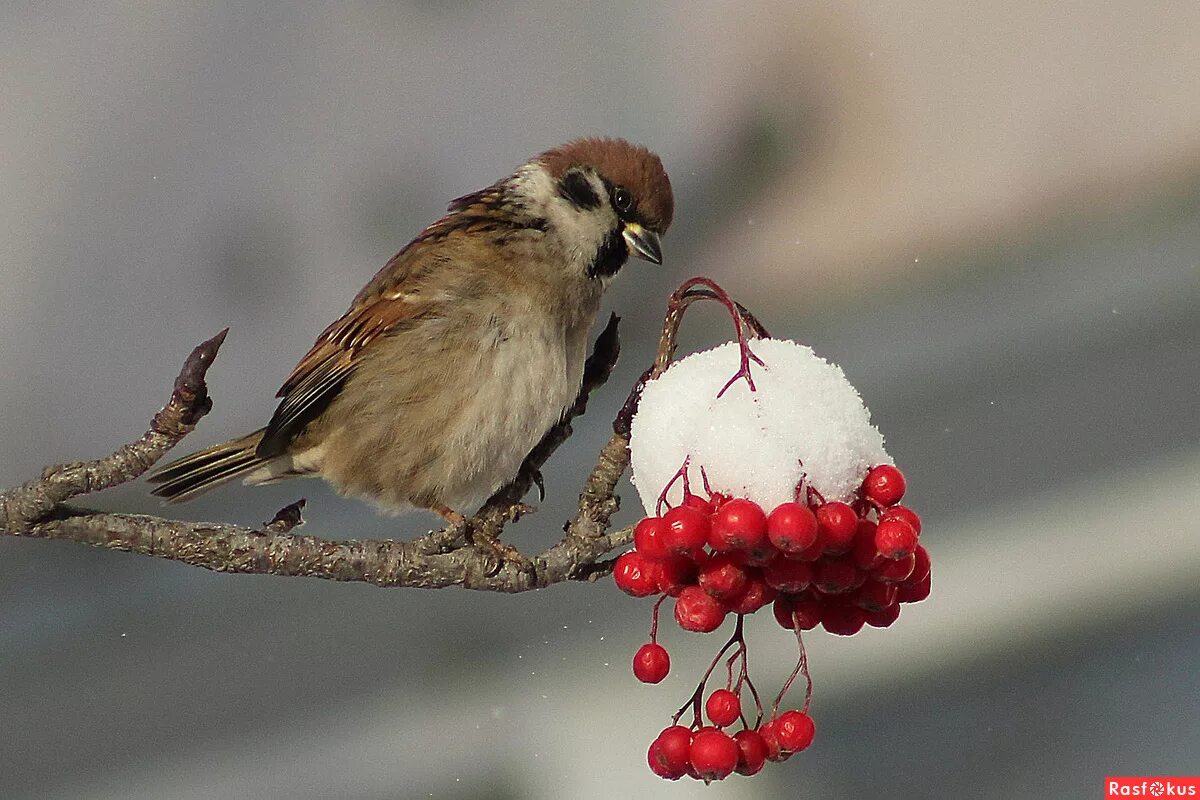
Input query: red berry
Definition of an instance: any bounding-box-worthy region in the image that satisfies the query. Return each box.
[910,543,931,583]
[775,710,816,752]
[881,504,922,535]
[656,555,699,596]
[816,502,858,554]
[647,725,692,780]
[613,551,660,597]
[862,464,906,506]
[633,516,670,561]
[661,505,710,558]
[741,541,780,567]
[897,569,931,603]
[763,557,813,593]
[757,719,790,762]
[853,579,898,612]
[705,689,742,727]
[632,642,670,683]
[726,576,777,615]
[733,729,768,776]
[814,557,862,595]
[793,533,826,562]
[821,601,866,635]
[766,502,819,555]
[851,519,885,570]
[875,518,918,560]
[698,553,748,600]
[682,492,715,515]
[772,596,795,629]
[674,585,727,632]
[689,727,739,782]
[773,594,822,630]
[873,551,916,583]
[709,498,768,552]
[864,602,901,628]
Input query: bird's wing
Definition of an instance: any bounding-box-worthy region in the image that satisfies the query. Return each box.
[256,182,534,459]
[256,286,430,459]
[254,233,449,460]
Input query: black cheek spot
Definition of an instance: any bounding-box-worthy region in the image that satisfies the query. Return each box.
[587,228,628,279]
[558,171,601,211]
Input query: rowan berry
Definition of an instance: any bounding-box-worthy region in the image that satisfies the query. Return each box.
[816,502,858,554]
[775,709,816,752]
[613,551,659,597]
[773,594,822,630]
[726,576,777,615]
[689,727,739,782]
[733,729,768,776]
[633,516,670,561]
[709,498,768,552]
[814,557,861,595]
[632,643,670,684]
[821,601,866,636]
[862,464,906,506]
[874,518,918,560]
[766,501,819,555]
[674,585,727,632]
[881,504,922,535]
[705,689,741,727]
[697,553,748,601]
[873,551,916,583]
[656,555,699,596]
[897,570,931,603]
[647,725,692,780]
[763,557,813,593]
[661,505,710,558]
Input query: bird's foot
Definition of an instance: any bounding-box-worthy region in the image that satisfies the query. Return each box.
[467,527,533,573]
[466,502,535,572]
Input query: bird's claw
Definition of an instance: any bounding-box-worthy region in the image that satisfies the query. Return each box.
[467,528,533,575]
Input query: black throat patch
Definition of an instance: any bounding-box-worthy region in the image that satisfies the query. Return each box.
[588,227,628,279]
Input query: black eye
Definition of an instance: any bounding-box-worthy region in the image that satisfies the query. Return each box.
[612,186,633,214]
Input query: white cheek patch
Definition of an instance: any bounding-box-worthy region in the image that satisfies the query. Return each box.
[514,164,616,274]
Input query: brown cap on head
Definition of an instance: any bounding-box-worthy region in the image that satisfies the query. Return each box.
[538,137,674,234]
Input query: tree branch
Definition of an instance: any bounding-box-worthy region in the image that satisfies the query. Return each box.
[0,329,227,532]
[0,280,766,593]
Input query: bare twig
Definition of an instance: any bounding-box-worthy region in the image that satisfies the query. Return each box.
[0,329,227,532]
[0,280,763,592]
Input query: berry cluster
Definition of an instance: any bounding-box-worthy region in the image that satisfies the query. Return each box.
[613,464,930,783]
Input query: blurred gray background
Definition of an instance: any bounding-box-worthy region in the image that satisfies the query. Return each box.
[2,2,1197,798]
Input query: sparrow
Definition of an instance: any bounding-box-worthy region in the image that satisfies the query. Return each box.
[148,137,674,523]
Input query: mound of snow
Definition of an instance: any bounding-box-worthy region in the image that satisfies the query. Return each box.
[629,338,890,514]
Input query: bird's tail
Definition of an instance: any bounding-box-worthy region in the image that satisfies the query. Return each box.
[147,429,269,503]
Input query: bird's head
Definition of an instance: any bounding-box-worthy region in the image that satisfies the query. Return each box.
[522,137,674,281]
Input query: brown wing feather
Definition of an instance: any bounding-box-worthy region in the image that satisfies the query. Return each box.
[256,260,434,459]
[256,180,533,459]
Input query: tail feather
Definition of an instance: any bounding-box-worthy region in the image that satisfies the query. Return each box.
[148,429,269,503]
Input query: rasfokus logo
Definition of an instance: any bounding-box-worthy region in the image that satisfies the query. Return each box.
[1106,777,1199,797]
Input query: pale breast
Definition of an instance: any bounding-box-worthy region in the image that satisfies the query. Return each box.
[309,296,596,513]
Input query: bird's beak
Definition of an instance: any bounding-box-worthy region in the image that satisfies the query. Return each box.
[622,222,663,265]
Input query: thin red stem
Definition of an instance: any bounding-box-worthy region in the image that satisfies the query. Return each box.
[772,621,814,716]
[649,594,667,644]
[668,278,767,399]
[671,615,746,728]
[616,277,770,435]
[654,456,692,516]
